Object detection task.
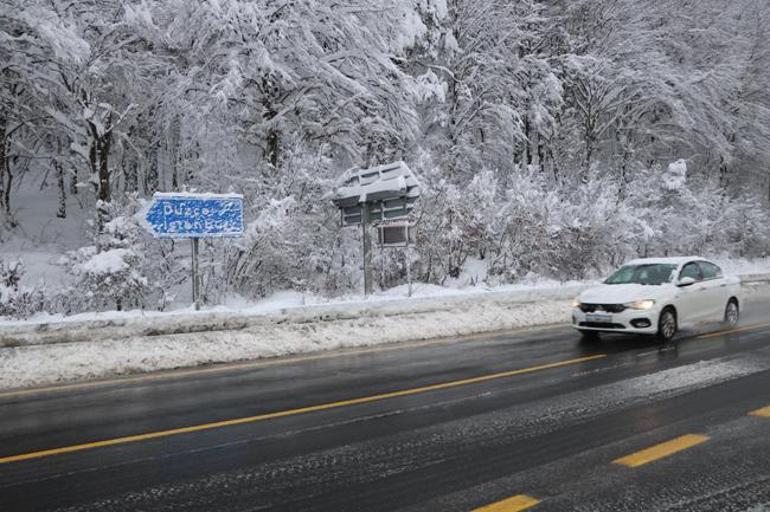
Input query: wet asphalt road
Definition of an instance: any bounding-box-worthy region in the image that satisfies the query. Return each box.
[0,302,769,511]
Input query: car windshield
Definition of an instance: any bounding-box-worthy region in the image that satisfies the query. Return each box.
[604,264,678,286]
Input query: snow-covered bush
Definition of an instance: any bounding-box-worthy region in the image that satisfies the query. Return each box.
[0,259,45,319]
[224,195,343,299]
[413,168,500,284]
[486,170,557,282]
[60,202,159,312]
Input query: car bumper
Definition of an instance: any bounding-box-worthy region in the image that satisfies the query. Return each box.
[571,308,660,335]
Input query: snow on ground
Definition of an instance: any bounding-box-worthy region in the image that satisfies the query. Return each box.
[0,186,90,290]
[715,256,770,276]
[0,297,572,390]
[2,275,769,391]
[0,269,591,329]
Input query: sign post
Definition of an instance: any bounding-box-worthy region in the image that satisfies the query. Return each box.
[190,238,202,310]
[376,220,415,297]
[361,204,373,296]
[144,192,244,310]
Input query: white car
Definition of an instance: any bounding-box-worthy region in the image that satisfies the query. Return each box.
[572,257,741,342]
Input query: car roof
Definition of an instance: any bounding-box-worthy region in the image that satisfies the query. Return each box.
[623,256,710,267]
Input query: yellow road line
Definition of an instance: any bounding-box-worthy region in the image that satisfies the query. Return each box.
[696,322,770,340]
[0,354,606,465]
[473,494,540,512]
[749,405,770,417]
[613,434,709,468]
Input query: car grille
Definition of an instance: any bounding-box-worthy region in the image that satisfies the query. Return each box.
[579,303,627,313]
[579,322,626,329]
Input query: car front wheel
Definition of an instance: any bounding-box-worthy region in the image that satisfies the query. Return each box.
[723,300,739,328]
[657,308,677,343]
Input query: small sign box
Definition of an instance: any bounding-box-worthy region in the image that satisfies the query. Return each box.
[144,193,244,239]
[377,221,414,247]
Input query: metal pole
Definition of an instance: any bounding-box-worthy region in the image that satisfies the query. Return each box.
[191,237,201,310]
[406,240,413,298]
[361,204,373,296]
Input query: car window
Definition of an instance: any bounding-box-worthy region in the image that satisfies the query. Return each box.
[605,264,677,285]
[680,262,703,281]
[698,261,722,280]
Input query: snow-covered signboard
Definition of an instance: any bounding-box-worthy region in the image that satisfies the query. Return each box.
[331,161,422,296]
[144,193,244,239]
[332,161,421,226]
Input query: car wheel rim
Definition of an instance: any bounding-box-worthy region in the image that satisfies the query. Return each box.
[662,313,676,339]
[726,304,739,327]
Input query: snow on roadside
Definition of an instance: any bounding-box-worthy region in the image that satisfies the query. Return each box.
[0,276,591,328]
[1,267,768,391]
[2,254,766,329]
[0,298,571,390]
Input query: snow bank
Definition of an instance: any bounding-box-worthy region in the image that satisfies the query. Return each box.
[0,296,573,390]
[0,282,591,348]
[1,273,768,391]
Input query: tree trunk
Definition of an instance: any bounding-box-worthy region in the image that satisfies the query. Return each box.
[69,163,78,195]
[1,114,11,219]
[4,160,12,217]
[170,116,181,190]
[0,109,6,214]
[267,126,280,168]
[54,139,66,218]
[126,159,138,192]
[719,155,729,190]
[537,133,545,174]
[584,133,594,183]
[96,112,112,204]
[146,142,159,194]
[87,111,113,232]
[520,114,530,169]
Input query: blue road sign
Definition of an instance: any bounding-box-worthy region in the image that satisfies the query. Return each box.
[144,193,244,238]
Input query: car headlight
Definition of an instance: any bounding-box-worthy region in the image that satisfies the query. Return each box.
[571,298,582,309]
[626,299,656,310]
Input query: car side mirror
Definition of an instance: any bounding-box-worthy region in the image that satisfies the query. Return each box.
[677,276,696,287]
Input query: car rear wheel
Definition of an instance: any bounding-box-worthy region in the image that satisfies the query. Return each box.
[723,300,739,328]
[657,308,677,343]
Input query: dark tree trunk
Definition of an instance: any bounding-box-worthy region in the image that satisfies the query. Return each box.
[537,135,545,174]
[520,114,530,168]
[266,126,280,168]
[0,109,6,214]
[2,118,11,219]
[170,116,181,190]
[146,142,159,194]
[584,133,594,183]
[87,111,113,232]
[4,159,12,217]
[126,160,138,192]
[69,164,78,195]
[54,139,66,218]
[97,112,112,203]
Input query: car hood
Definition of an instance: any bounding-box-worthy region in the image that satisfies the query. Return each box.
[579,283,671,304]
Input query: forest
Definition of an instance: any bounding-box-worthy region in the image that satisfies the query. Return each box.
[1,0,770,317]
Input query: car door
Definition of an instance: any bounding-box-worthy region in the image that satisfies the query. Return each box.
[676,262,708,325]
[698,261,728,321]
